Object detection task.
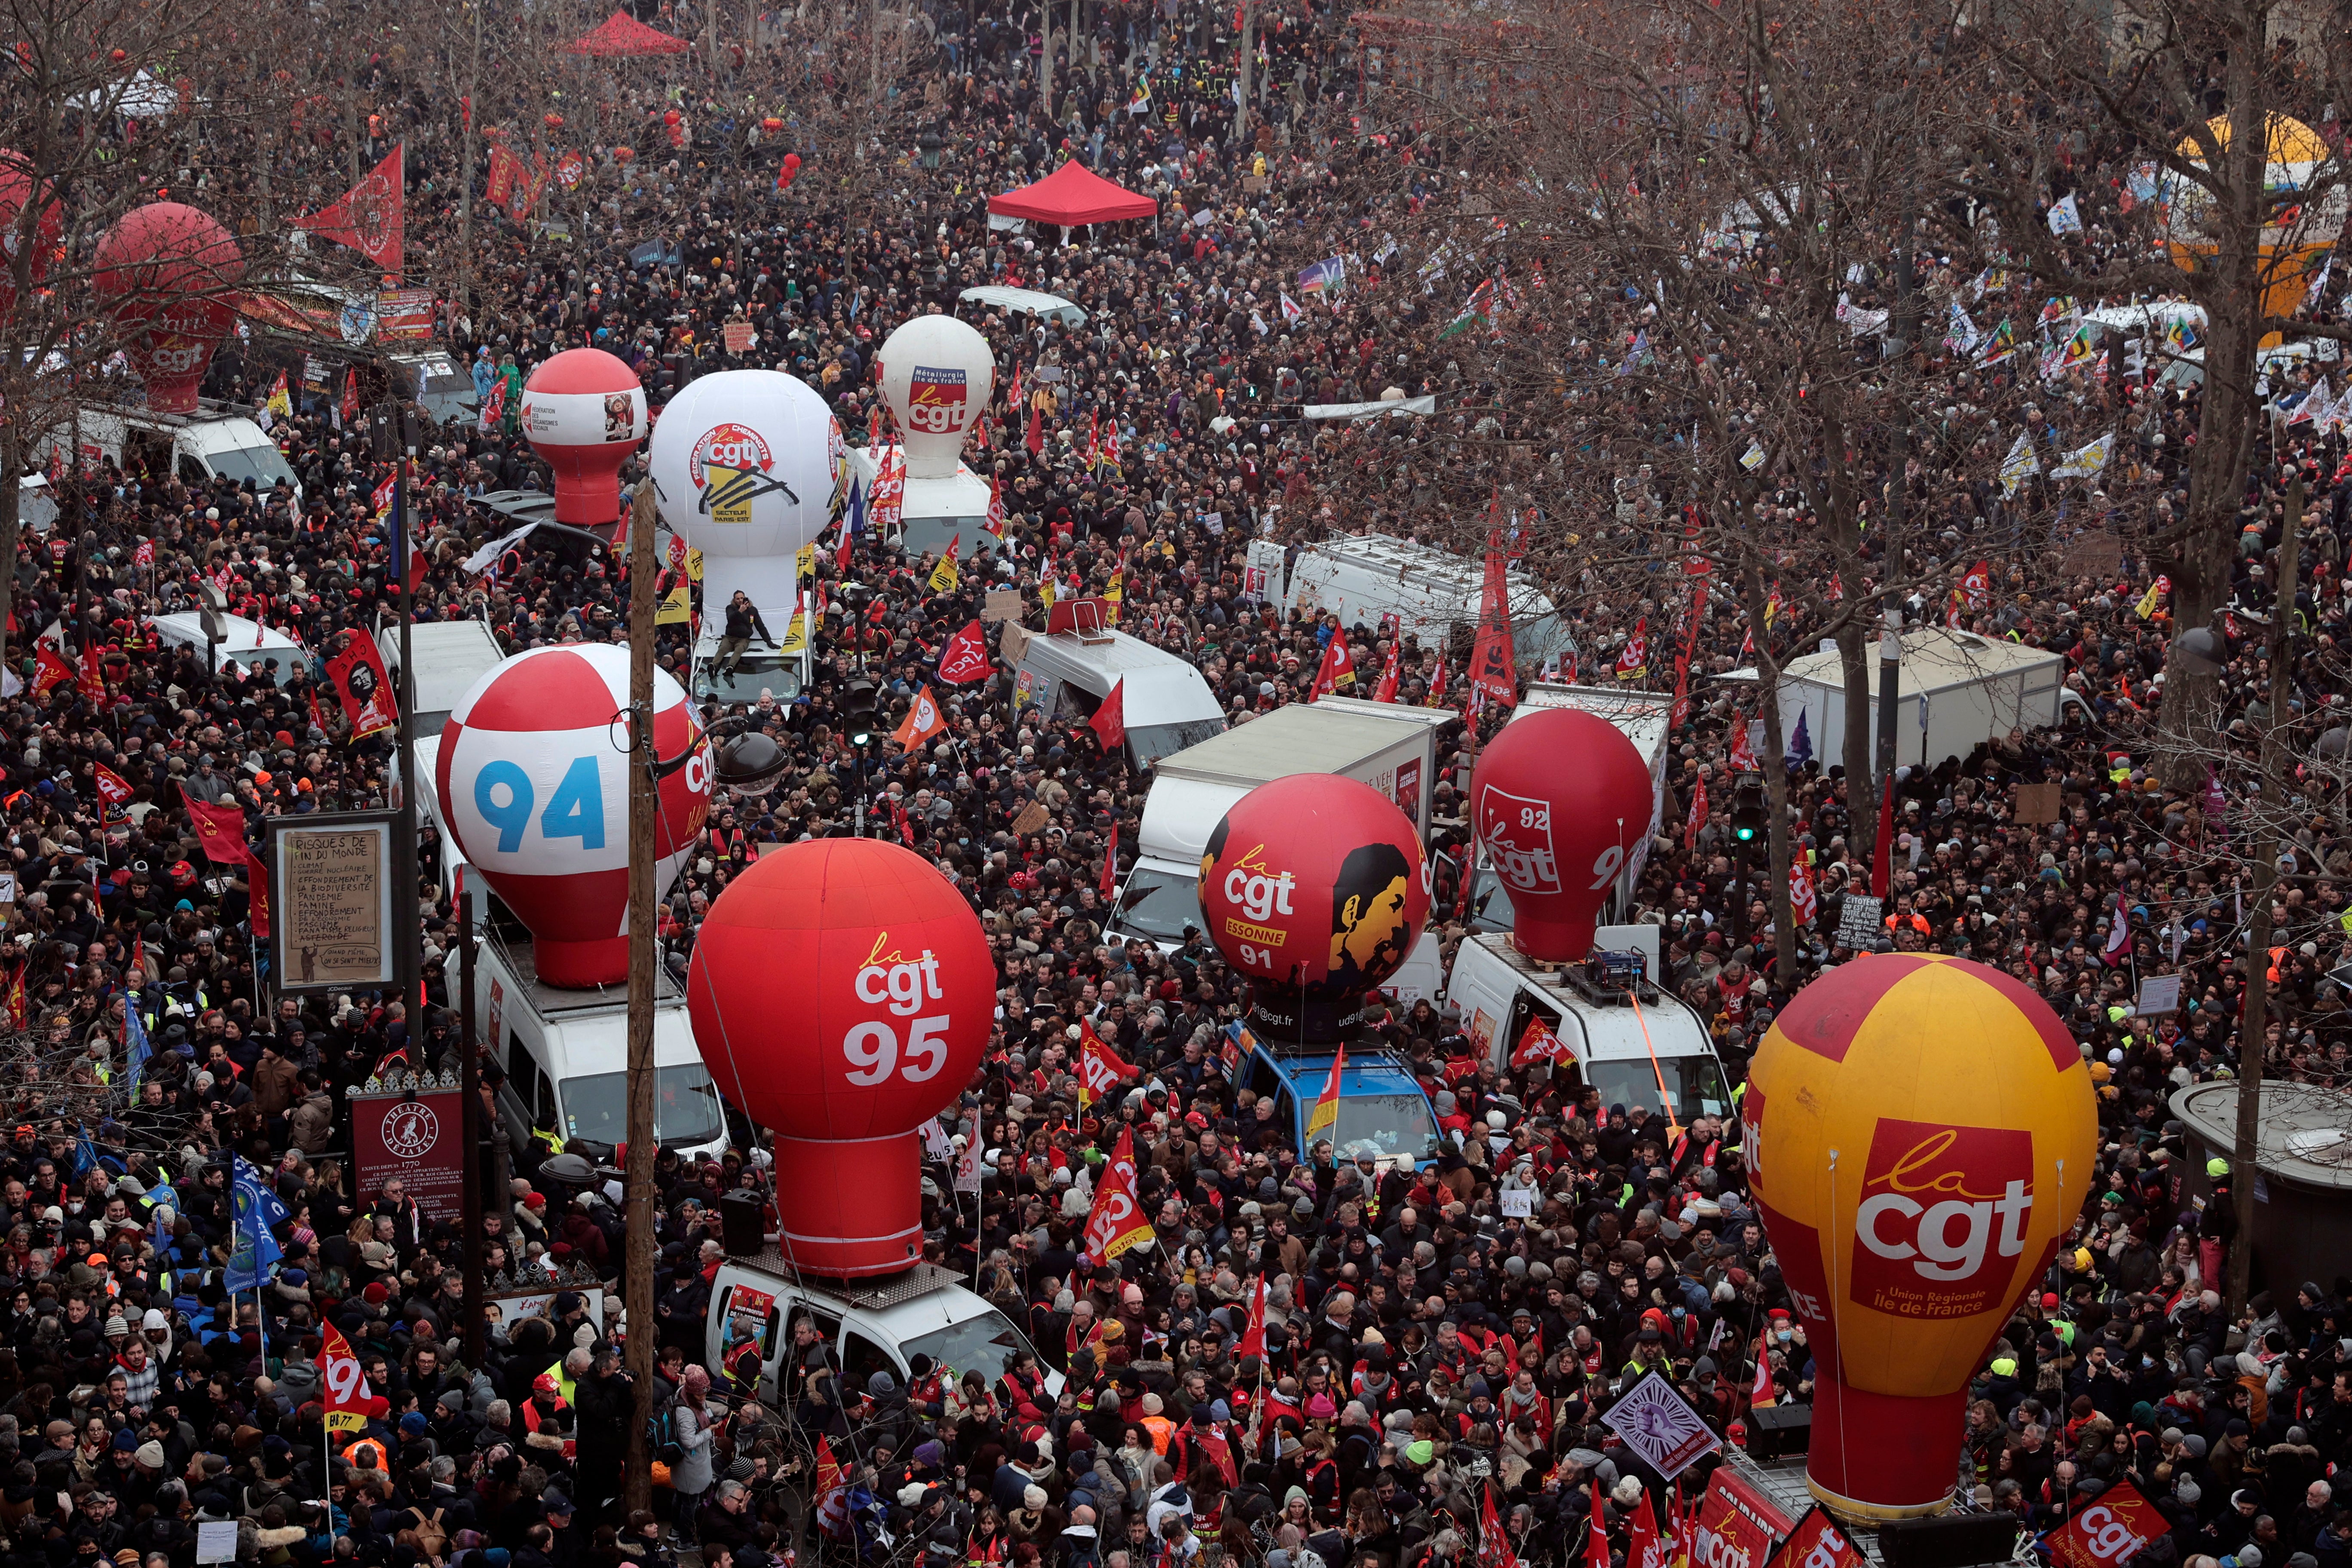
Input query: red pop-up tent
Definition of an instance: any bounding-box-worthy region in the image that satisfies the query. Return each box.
[987,161,1158,227]
[566,9,690,55]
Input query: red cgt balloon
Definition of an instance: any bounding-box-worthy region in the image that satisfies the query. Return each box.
[1470,707,1656,962]
[94,202,243,416]
[1199,773,1430,1044]
[688,838,992,1277]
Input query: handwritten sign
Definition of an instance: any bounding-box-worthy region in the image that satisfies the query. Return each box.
[272,816,395,990]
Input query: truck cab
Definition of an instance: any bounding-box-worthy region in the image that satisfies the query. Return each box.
[707,1257,1061,1408]
[1445,925,1736,1126]
[1238,1038,1442,1170]
[458,925,732,1166]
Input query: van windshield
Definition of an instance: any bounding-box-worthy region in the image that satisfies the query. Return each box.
[694,650,804,705]
[1317,1093,1440,1164]
[900,1308,1043,1388]
[206,445,297,492]
[561,1064,725,1147]
[1129,717,1227,769]
[1586,1054,1732,1124]
[900,517,991,561]
[1111,867,1201,944]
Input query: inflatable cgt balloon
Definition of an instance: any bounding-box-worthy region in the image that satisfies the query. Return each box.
[435,644,710,988]
[94,202,244,416]
[1198,773,1430,1043]
[1470,706,1656,963]
[1743,954,2097,1522]
[875,315,994,478]
[521,348,646,527]
[688,837,993,1276]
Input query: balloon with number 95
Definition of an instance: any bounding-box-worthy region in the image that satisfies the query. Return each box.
[687,837,993,1276]
[436,644,710,989]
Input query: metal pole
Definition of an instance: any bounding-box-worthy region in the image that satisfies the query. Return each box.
[622,483,659,1516]
[459,881,485,1367]
[2229,477,2297,1314]
[393,415,421,1035]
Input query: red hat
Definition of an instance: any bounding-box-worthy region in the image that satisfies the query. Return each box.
[361,1282,389,1305]
[1767,1308,1790,1320]
[523,1192,546,1211]
[534,1371,560,1396]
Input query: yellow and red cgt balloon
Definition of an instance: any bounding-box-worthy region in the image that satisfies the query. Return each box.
[1743,954,2096,1522]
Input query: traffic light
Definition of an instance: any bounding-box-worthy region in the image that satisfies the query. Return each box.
[843,678,879,747]
[1732,781,1765,845]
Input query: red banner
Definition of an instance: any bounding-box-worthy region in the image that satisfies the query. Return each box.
[1765,1510,1867,1568]
[2045,1480,2162,1568]
[1081,1126,1153,1262]
[322,1322,374,1433]
[326,632,397,740]
[296,144,404,273]
[92,765,132,806]
[1690,1467,1795,1568]
[937,619,991,685]
[185,799,249,865]
[352,1086,468,1223]
[1468,537,1518,710]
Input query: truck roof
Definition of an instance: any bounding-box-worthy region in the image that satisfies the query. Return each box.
[1261,1050,1425,1095]
[1149,703,1427,786]
[384,620,506,733]
[1017,629,1225,724]
[1464,931,1708,1063]
[486,928,683,1017]
[1512,683,1672,762]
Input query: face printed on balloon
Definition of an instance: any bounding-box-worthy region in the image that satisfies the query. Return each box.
[1329,842,1414,989]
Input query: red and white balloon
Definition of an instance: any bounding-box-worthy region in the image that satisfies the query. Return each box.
[1470,707,1657,962]
[435,644,710,988]
[521,348,647,527]
[94,202,244,416]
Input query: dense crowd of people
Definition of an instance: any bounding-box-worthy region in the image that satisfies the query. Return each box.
[4,3,2352,1568]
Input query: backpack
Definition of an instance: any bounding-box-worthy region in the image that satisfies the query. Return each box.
[647,1403,683,1466]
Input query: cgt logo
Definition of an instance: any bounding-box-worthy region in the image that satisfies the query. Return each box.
[1476,784,1561,895]
[1850,1118,2035,1318]
[854,932,945,1017]
[1222,845,1296,924]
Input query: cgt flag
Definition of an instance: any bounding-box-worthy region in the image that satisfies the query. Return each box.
[937,619,991,685]
[2044,1479,2162,1568]
[1081,1126,1154,1262]
[320,1322,374,1433]
[1764,1509,1868,1568]
[1076,1020,1138,1112]
[1468,538,1518,710]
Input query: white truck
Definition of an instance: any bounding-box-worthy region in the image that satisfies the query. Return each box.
[451,925,733,1167]
[1010,623,1227,769]
[845,446,996,562]
[1245,533,1573,669]
[41,401,302,498]
[1464,683,1672,933]
[707,1255,1060,1409]
[1110,701,1456,1001]
[1445,923,1734,1125]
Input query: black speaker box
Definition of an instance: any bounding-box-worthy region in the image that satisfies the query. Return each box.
[1877,1513,2021,1568]
[719,1189,767,1256]
[1743,1402,1812,1459]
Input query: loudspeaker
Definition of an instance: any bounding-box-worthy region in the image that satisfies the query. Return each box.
[1877,1514,2021,1568]
[1743,1403,1812,1459]
[720,1190,767,1257]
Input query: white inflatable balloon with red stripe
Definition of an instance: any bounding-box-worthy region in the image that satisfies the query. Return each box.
[435,643,710,987]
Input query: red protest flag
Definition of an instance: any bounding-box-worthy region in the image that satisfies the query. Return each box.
[1770,1509,1868,1568]
[325,631,397,740]
[295,144,404,273]
[1089,679,1126,753]
[1081,1125,1154,1262]
[1308,634,1356,699]
[1025,401,1044,456]
[1583,1482,1612,1568]
[937,619,991,685]
[1684,773,1709,851]
[185,799,249,865]
[75,646,107,706]
[2044,1479,2164,1568]
[322,1322,373,1432]
[1477,1483,1519,1568]
[1373,639,1402,703]
[1751,1342,1776,1409]
[1076,1019,1138,1112]
[92,765,132,807]
[1236,1274,1269,1362]
[245,850,271,940]
[892,684,949,750]
[1629,1489,1668,1568]
[1469,540,1518,710]
[1099,820,1120,897]
[1510,1015,1574,1069]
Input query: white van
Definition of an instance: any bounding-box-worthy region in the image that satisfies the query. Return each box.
[956,285,1090,328]
[151,612,311,683]
[1010,622,1226,769]
[1445,925,1735,1124]
[844,446,997,563]
[458,929,731,1166]
[380,617,508,738]
[44,402,301,499]
[1247,533,1573,669]
[707,1256,1061,1409]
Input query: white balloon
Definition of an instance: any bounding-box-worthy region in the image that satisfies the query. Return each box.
[648,370,840,559]
[876,316,995,479]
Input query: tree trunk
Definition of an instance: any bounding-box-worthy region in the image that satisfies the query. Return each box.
[1835,619,1875,862]
[0,427,20,679]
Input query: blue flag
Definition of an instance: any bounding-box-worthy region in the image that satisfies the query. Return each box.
[123,999,151,1090]
[149,1180,180,1251]
[73,1129,95,1180]
[224,1173,284,1295]
[845,474,867,539]
[1785,708,1813,772]
[233,1155,290,1230]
